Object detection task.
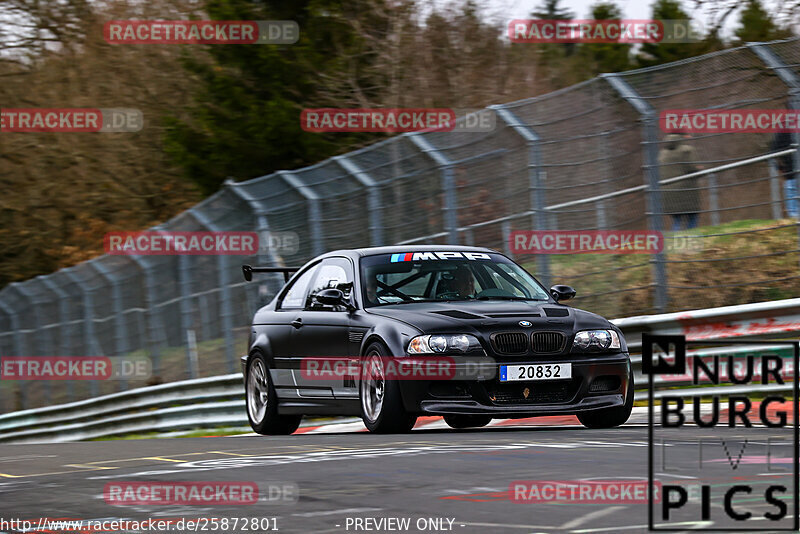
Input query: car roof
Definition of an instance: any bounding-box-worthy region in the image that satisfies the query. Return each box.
[320,245,500,260]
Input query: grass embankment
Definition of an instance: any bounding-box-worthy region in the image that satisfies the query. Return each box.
[520,219,800,318]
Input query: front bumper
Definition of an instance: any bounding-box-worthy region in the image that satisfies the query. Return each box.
[398,353,631,417]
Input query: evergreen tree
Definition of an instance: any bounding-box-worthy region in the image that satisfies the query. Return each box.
[636,0,697,68]
[734,0,791,43]
[577,1,631,75]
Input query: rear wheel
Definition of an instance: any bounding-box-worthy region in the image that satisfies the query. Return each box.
[443,415,492,429]
[246,352,302,435]
[577,374,634,429]
[360,342,417,433]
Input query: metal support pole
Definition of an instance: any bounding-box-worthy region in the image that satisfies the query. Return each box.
[63,268,100,398]
[91,261,130,391]
[8,283,51,404]
[177,254,196,379]
[490,104,551,287]
[769,160,783,220]
[463,228,475,246]
[278,171,324,256]
[334,155,384,246]
[407,133,459,244]
[603,73,668,312]
[129,256,164,379]
[597,200,608,230]
[0,297,26,409]
[707,173,720,226]
[226,181,285,310]
[501,220,512,256]
[188,209,236,374]
[40,276,74,401]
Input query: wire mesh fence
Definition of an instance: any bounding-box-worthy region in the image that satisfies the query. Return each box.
[2,38,800,412]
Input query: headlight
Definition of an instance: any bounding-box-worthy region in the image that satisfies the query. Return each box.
[573,329,620,351]
[407,334,483,354]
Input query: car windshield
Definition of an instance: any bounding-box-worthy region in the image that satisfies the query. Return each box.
[360,251,550,307]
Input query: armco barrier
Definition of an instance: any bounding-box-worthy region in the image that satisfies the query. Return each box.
[1,298,799,443]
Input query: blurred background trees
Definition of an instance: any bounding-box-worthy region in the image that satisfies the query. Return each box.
[0,0,797,287]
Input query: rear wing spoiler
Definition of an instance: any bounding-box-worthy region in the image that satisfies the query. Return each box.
[242,264,299,283]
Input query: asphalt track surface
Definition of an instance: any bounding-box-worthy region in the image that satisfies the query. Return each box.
[0,413,795,534]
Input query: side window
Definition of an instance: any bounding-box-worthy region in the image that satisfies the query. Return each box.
[280,266,318,309]
[306,258,354,309]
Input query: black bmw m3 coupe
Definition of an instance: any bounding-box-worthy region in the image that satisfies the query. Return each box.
[241,246,632,434]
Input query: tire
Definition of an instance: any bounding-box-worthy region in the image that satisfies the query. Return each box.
[246,352,302,435]
[360,342,417,433]
[443,415,492,429]
[577,373,634,429]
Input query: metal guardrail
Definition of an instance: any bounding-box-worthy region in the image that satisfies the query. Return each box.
[0,298,798,443]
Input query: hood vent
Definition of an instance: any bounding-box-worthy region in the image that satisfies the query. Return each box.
[486,313,540,319]
[543,307,569,318]
[431,310,484,320]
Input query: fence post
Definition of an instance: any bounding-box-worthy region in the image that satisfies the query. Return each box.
[8,283,51,404]
[128,256,165,379]
[334,155,384,246]
[40,276,75,401]
[177,254,197,378]
[769,159,783,220]
[407,133,459,244]
[707,173,720,226]
[501,221,512,256]
[63,268,101,398]
[225,181,285,311]
[597,200,608,230]
[278,171,324,256]
[463,228,475,246]
[749,43,800,267]
[603,73,668,313]
[0,295,27,409]
[490,104,551,288]
[91,261,130,390]
[188,209,236,374]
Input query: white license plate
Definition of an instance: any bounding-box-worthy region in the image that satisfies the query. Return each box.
[499,363,571,382]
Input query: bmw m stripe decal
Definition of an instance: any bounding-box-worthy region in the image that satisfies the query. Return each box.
[390,252,491,262]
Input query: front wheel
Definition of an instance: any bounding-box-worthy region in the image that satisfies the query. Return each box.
[360,343,417,433]
[246,352,302,435]
[577,374,634,429]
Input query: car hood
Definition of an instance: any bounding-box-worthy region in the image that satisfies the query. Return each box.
[365,300,612,335]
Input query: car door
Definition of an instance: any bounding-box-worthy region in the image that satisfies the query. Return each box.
[271,263,319,394]
[289,257,356,399]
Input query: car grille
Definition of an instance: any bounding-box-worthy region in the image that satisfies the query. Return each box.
[531,332,566,353]
[491,333,529,354]
[486,379,579,404]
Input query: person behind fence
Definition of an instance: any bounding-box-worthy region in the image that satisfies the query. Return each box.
[770,130,799,219]
[659,132,702,231]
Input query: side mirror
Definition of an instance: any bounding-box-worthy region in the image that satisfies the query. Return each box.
[550,285,576,302]
[315,288,354,310]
